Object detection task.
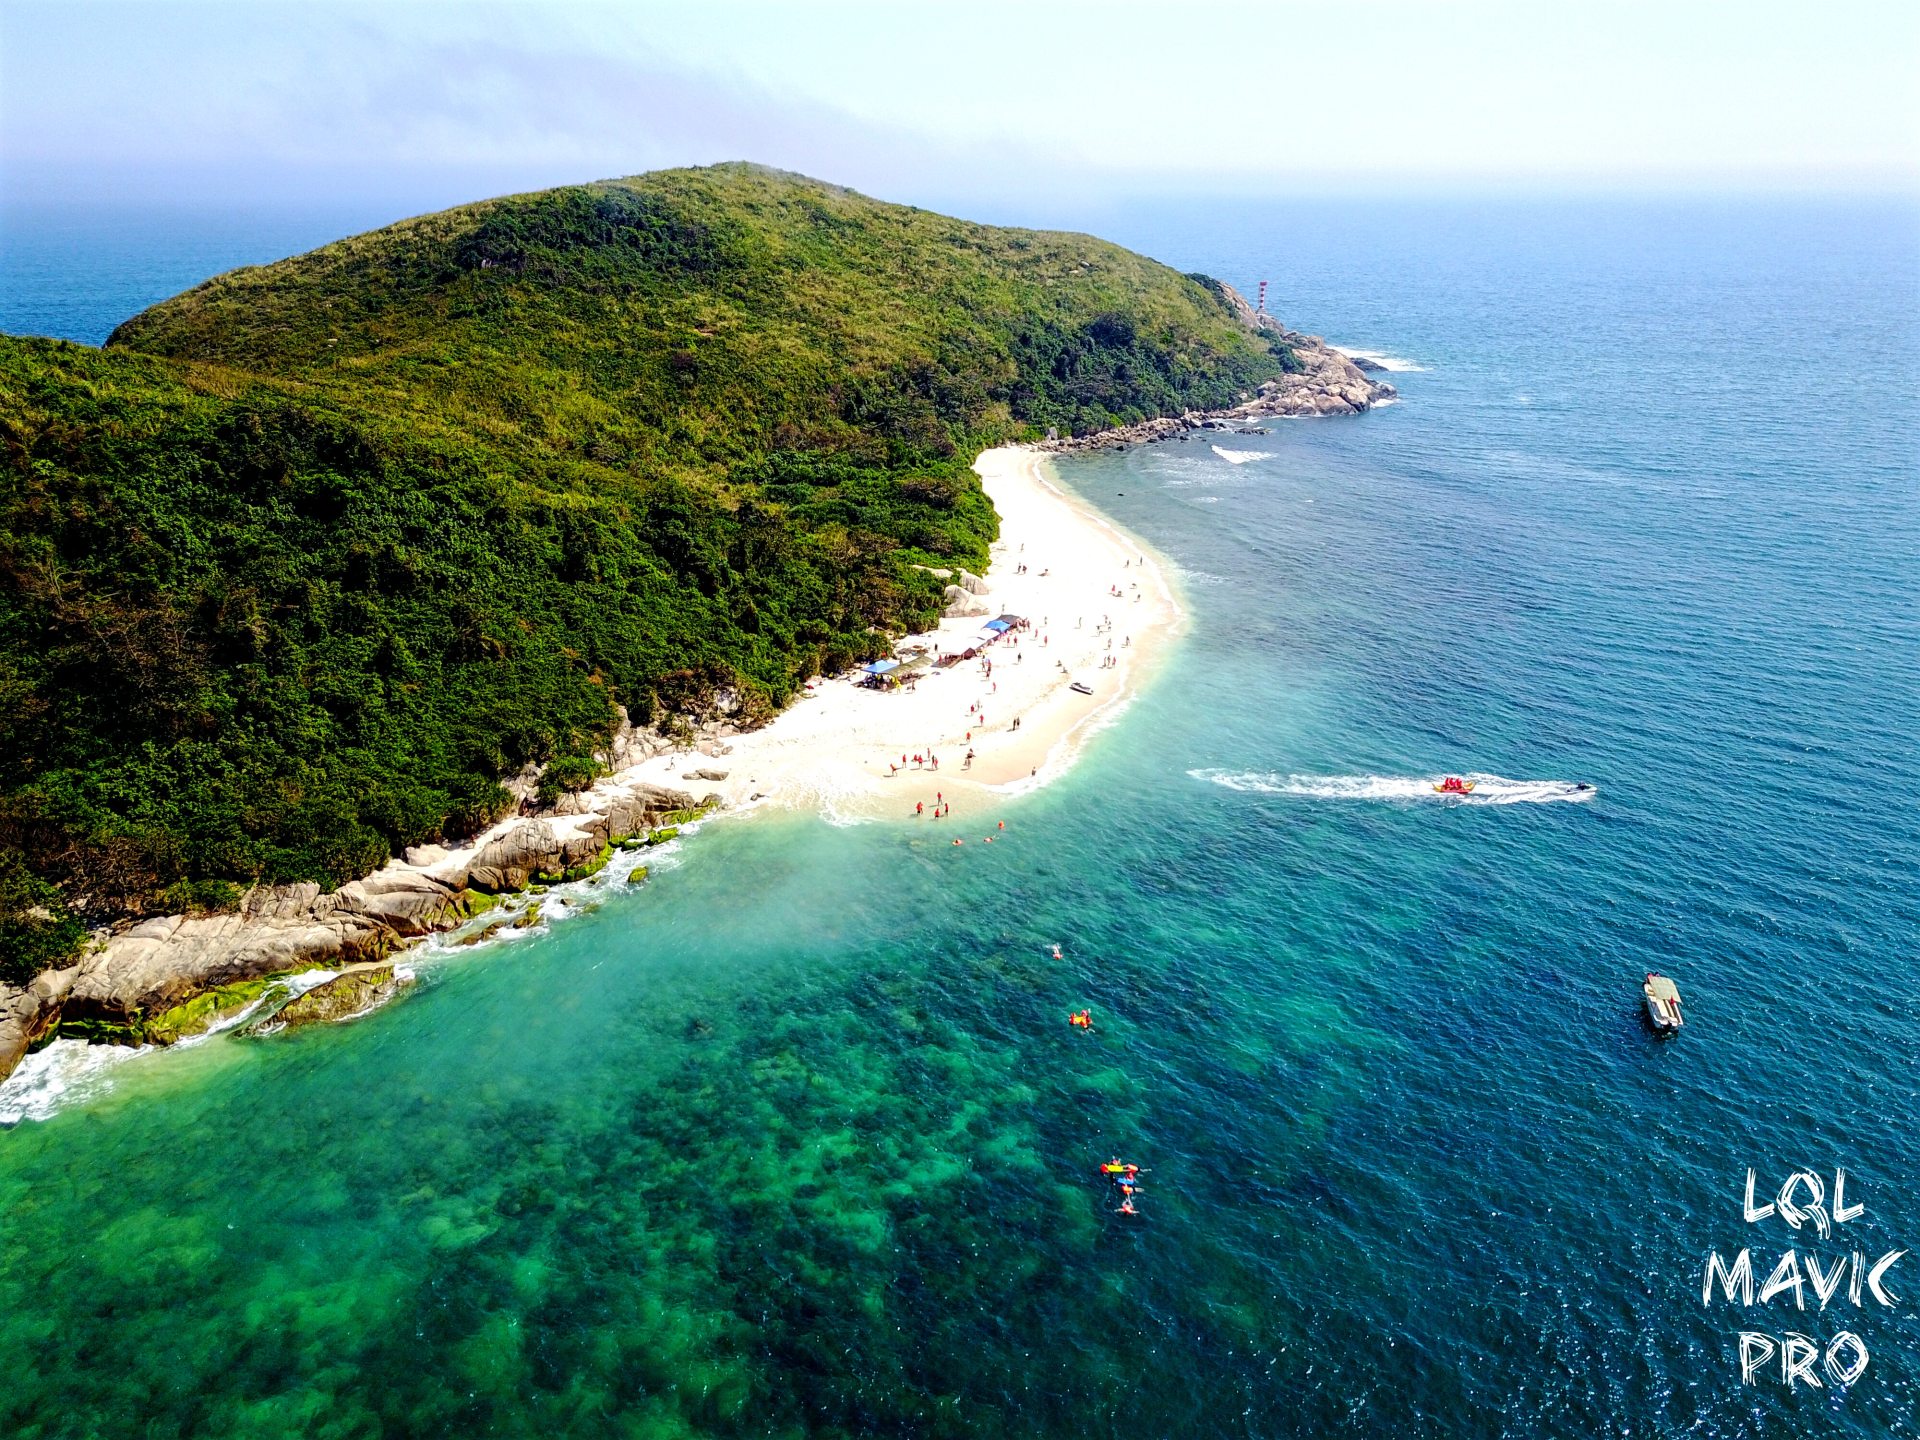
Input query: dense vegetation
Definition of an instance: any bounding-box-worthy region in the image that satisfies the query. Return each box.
[0,163,1285,979]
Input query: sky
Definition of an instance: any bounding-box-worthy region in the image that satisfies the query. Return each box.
[3,0,1917,216]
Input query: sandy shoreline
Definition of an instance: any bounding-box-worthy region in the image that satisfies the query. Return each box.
[594,445,1180,826]
[0,446,1179,1095]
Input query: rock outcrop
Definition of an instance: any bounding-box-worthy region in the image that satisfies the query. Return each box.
[942,584,992,618]
[1229,326,1394,418]
[0,775,713,1084]
[0,968,77,1081]
[1039,297,1395,455]
[247,964,414,1034]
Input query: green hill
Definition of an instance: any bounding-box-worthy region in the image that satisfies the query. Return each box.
[0,163,1289,977]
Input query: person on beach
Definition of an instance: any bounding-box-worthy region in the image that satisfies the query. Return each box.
[916,801,924,816]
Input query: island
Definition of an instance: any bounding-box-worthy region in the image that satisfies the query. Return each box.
[0,162,1393,1087]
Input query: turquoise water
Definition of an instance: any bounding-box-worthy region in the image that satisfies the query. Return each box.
[2,196,1918,1436]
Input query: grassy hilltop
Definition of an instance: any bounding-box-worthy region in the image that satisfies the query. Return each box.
[0,163,1290,974]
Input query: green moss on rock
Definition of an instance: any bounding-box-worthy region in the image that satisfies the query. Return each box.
[560,845,613,883]
[144,978,284,1044]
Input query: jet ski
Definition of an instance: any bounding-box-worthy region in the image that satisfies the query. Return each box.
[1643,973,1684,1032]
[1434,776,1475,795]
[1069,682,1093,696]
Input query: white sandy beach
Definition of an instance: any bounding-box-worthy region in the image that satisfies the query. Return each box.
[363,442,1179,903]
[603,444,1179,827]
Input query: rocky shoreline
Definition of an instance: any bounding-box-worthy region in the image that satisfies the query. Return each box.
[0,709,724,1087]
[1040,299,1394,455]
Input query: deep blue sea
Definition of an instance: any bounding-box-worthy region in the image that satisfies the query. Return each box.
[2,193,1917,1437]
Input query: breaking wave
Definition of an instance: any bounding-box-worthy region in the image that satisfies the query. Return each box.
[0,967,348,1126]
[1210,445,1270,465]
[0,1041,152,1127]
[1330,346,1428,373]
[1189,770,1596,805]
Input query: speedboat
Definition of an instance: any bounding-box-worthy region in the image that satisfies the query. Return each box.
[1643,973,1684,1032]
[1069,682,1093,696]
[1434,776,1475,795]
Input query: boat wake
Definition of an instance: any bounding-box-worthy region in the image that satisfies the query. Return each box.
[1210,445,1270,465]
[1189,770,1595,805]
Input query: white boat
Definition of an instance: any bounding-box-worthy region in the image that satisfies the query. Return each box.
[1643,973,1683,1032]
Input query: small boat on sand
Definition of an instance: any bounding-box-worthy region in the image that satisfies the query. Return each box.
[1434,776,1475,795]
[1069,682,1093,696]
[1643,973,1684,1032]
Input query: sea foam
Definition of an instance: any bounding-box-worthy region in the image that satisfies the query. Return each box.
[1330,346,1429,373]
[1210,445,1271,465]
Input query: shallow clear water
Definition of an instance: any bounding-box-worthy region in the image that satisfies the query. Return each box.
[2,196,1917,1437]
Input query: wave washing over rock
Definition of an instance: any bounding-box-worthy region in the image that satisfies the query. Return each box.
[1190,770,1597,804]
[0,967,344,1126]
[1330,345,1429,373]
[0,738,720,1091]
